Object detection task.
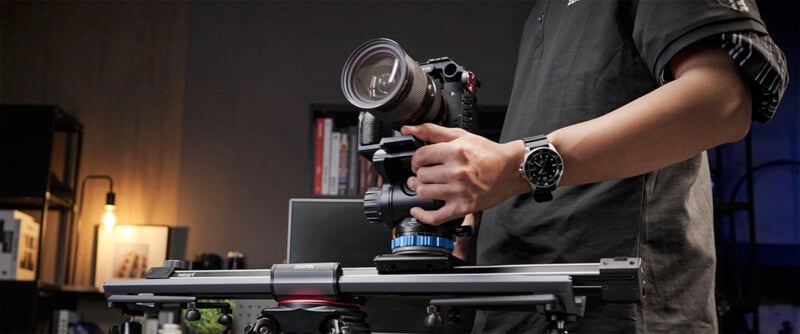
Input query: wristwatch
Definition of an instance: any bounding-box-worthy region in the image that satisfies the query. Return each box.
[519,135,564,202]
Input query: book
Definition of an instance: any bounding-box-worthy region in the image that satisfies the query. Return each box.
[321,118,333,195]
[52,309,79,334]
[313,117,325,195]
[328,132,341,196]
[338,132,350,196]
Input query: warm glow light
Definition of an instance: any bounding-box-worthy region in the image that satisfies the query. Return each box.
[121,225,133,239]
[103,204,116,233]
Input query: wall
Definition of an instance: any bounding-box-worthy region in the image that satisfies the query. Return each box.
[0,1,189,285]
[747,0,799,246]
[178,1,532,268]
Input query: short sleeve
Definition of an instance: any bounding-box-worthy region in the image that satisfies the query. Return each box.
[713,32,787,122]
[632,0,788,123]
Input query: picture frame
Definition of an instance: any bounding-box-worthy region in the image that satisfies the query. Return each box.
[0,210,40,281]
[93,224,169,290]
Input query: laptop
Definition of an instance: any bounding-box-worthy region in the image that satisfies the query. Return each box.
[287,198,439,333]
[287,198,390,266]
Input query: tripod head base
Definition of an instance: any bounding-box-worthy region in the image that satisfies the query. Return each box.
[374,252,466,273]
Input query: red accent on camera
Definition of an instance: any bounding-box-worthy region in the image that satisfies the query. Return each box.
[467,71,476,93]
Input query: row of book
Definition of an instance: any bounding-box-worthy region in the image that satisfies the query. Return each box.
[312,117,381,196]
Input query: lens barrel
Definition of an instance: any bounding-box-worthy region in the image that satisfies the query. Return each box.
[341,38,442,127]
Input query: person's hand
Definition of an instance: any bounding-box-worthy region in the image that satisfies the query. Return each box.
[401,123,528,225]
[452,212,481,262]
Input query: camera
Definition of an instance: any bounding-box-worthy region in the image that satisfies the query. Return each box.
[341,38,479,273]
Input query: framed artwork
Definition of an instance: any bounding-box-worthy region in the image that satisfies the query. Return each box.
[0,210,40,281]
[94,225,169,290]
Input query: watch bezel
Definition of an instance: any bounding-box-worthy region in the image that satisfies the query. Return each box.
[522,145,564,188]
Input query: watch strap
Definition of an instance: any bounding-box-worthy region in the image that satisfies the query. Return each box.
[522,135,549,148]
[533,190,554,202]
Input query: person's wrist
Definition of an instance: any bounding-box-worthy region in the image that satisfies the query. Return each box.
[546,131,570,187]
[505,139,531,196]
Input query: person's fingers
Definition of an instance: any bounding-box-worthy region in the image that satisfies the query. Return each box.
[413,164,455,185]
[413,182,464,202]
[411,141,470,173]
[409,206,441,225]
[409,202,461,225]
[406,176,417,191]
[452,236,469,261]
[401,123,464,143]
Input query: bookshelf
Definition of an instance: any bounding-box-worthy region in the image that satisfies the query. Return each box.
[0,104,84,333]
[309,104,373,198]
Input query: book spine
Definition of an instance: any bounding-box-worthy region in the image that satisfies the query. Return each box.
[52,309,79,334]
[321,118,333,195]
[313,117,325,195]
[328,132,341,195]
[338,133,349,196]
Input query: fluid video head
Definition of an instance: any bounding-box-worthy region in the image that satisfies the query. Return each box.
[341,38,479,272]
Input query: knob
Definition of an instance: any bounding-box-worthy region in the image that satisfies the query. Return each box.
[218,313,233,327]
[424,305,442,329]
[363,187,382,224]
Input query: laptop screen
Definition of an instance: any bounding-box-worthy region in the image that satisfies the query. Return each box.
[286,198,442,333]
[287,198,391,267]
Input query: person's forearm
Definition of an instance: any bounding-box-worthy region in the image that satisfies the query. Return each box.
[546,44,752,187]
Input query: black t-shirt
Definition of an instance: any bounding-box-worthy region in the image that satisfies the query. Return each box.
[474,0,787,332]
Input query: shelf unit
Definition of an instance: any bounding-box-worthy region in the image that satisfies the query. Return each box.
[0,104,84,333]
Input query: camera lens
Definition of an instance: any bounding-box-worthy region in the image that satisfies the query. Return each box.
[341,38,443,127]
[352,53,402,104]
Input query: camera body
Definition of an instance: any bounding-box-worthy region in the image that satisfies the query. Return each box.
[341,39,478,272]
[357,56,478,156]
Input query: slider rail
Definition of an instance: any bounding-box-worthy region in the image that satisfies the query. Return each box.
[104,257,642,315]
[103,258,644,333]
[103,258,643,316]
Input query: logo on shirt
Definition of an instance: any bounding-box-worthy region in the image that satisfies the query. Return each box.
[567,0,581,6]
[728,0,750,12]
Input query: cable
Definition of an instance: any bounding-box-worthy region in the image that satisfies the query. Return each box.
[727,159,800,204]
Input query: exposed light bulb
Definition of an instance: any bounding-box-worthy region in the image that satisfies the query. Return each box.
[103,204,116,233]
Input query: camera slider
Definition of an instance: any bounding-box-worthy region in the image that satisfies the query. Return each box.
[105,257,642,333]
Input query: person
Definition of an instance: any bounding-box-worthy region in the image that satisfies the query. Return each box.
[401,0,788,332]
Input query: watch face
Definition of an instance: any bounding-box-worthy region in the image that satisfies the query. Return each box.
[524,148,563,188]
